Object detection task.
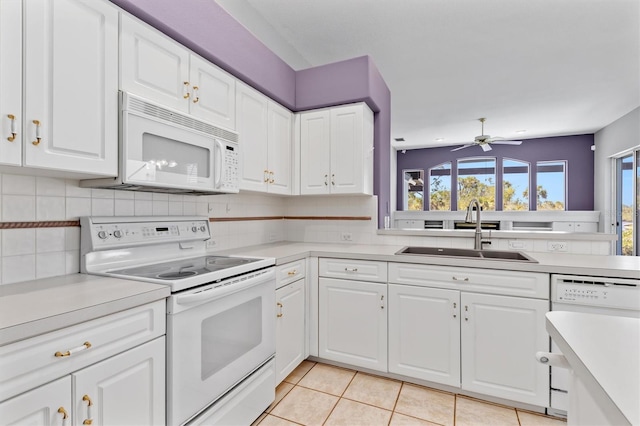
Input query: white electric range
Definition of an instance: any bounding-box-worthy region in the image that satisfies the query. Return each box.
[80,216,276,426]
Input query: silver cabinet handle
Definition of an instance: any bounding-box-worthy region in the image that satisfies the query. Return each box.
[453,302,457,318]
[344,267,358,272]
[452,276,469,282]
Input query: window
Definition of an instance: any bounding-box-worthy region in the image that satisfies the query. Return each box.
[615,152,638,256]
[503,159,529,211]
[429,162,451,210]
[403,170,424,210]
[457,158,496,211]
[536,161,566,210]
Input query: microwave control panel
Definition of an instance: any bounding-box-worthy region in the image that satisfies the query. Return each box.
[220,142,239,191]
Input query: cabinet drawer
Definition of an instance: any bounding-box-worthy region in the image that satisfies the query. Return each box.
[319,258,387,283]
[276,259,306,289]
[388,263,549,299]
[0,301,165,402]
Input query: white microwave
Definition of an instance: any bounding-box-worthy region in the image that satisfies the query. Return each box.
[81,92,239,194]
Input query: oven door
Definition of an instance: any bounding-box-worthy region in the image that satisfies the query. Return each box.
[166,269,276,426]
[122,108,215,191]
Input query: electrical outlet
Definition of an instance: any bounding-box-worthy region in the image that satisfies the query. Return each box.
[547,241,568,252]
[508,240,525,250]
[206,239,217,248]
[340,232,353,241]
[268,233,277,242]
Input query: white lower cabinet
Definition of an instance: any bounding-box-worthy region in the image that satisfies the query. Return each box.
[388,284,460,387]
[387,263,550,407]
[319,277,387,372]
[0,376,71,426]
[276,279,306,384]
[0,337,165,426]
[0,301,166,425]
[460,292,549,406]
[73,337,165,426]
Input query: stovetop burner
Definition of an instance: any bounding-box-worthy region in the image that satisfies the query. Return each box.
[110,255,260,281]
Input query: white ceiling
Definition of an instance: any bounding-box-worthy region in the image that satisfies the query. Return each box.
[216,0,640,150]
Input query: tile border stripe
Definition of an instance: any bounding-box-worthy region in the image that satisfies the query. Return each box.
[210,216,372,222]
[0,216,371,229]
[0,221,80,229]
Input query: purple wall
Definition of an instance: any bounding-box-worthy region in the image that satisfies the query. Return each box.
[397,134,595,211]
[111,0,392,227]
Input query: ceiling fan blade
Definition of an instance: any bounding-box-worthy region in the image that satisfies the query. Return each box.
[490,140,522,145]
[451,144,474,152]
[480,143,492,152]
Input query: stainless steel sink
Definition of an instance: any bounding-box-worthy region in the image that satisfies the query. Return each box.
[395,246,537,263]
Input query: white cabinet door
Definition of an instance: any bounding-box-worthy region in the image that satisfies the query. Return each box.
[236,81,269,192]
[300,109,331,194]
[120,13,190,112]
[330,105,364,194]
[388,285,461,387]
[73,337,166,426]
[276,279,306,384]
[0,376,72,426]
[460,292,549,406]
[189,54,236,130]
[319,277,387,372]
[267,100,293,195]
[23,0,118,176]
[299,104,373,195]
[0,0,22,166]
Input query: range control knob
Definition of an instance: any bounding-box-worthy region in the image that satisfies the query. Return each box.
[199,225,206,232]
[97,231,108,240]
[113,230,123,239]
[192,226,198,233]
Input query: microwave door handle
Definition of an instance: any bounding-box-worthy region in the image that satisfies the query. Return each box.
[214,139,224,189]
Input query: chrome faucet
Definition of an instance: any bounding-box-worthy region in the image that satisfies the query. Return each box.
[465,199,485,250]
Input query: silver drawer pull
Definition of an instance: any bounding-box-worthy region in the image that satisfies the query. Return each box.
[55,341,92,357]
[452,276,469,282]
[344,267,358,272]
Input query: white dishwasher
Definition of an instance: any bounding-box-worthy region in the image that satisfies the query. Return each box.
[548,274,640,417]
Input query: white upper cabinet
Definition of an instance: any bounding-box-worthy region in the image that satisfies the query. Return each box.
[299,103,374,195]
[0,0,22,167]
[0,0,118,176]
[120,14,236,130]
[236,81,293,194]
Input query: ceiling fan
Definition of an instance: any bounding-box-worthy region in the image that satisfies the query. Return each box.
[451,118,522,152]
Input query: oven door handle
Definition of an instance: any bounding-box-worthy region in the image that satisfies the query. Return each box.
[175,273,271,306]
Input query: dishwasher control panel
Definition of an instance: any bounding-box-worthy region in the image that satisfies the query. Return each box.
[551,274,640,310]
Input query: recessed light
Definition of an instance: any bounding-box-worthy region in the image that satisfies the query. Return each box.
[515,130,527,134]
[394,137,405,142]
[435,138,445,142]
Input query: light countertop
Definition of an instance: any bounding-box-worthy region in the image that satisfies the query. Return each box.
[220,242,640,279]
[0,274,170,346]
[546,311,640,425]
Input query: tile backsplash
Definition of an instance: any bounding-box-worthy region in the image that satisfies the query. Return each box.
[0,172,614,286]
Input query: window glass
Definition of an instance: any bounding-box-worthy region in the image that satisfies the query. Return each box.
[503,159,529,211]
[429,163,451,210]
[457,158,496,211]
[403,170,424,210]
[617,154,634,255]
[536,161,566,210]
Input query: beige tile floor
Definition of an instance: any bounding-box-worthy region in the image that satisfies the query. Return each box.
[254,361,566,426]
